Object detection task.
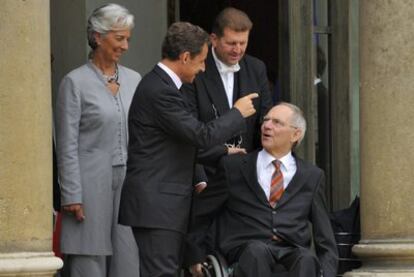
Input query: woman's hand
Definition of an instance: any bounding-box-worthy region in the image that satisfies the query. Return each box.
[62,204,85,222]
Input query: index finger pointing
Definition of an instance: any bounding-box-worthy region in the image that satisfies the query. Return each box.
[246,93,259,99]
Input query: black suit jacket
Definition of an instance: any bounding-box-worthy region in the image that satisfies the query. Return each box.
[119,65,246,233]
[182,49,273,167]
[188,151,338,277]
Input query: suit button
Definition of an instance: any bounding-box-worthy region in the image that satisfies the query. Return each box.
[272,211,277,215]
[272,228,277,233]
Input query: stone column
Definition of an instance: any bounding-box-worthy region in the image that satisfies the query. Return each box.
[345,1,414,276]
[0,1,62,276]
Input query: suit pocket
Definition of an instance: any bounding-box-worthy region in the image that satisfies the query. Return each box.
[158,181,192,196]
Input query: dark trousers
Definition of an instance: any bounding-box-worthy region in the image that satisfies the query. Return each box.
[231,240,320,277]
[132,227,184,277]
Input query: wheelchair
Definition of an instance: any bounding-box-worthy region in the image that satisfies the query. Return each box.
[198,254,231,277]
[194,252,288,277]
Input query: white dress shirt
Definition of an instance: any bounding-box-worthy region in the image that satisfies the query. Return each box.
[158,62,182,90]
[212,48,240,108]
[256,149,297,199]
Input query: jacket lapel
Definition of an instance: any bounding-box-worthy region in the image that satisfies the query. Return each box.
[117,67,130,119]
[153,65,178,88]
[234,57,261,115]
[240,152,269,205]
[276,157,309,208]
[202,50,231,116]
[237,58,250,99]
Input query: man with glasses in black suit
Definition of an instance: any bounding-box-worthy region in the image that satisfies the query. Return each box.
[187,103,338,277]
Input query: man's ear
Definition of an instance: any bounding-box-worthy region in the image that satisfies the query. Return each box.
[291,128,302,145]
[179,51,191,64]
[210,33,218,47]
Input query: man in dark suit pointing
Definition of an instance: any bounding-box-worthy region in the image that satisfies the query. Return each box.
[119,22,259,277]
[188,102,338,277]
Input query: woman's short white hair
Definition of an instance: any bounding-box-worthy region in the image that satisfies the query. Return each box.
[87,3,134,50]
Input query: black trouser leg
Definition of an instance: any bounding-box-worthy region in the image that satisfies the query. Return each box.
[133,227,184,277]
[233,241,274,277]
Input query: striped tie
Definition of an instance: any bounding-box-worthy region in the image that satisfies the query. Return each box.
[269,160,284,208]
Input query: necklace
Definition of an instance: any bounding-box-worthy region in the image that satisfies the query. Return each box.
[103,65,119,84]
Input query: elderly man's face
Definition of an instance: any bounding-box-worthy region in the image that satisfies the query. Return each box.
[95,29,131,63]
[261,105,301,156]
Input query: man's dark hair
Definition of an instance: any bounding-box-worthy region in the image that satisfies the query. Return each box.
[211,7,253,37]
[161,22,209,60]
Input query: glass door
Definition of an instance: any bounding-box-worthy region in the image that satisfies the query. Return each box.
[278,0,359,211]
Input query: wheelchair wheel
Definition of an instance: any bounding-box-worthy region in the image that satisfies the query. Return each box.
[206,254,228,277]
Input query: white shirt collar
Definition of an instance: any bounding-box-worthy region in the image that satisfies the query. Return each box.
[212,48,240,74]
[257,149,297,194]
[258,149,295,172]
[157,62,182,90]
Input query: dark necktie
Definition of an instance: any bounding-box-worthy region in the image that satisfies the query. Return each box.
[269,160,284,208]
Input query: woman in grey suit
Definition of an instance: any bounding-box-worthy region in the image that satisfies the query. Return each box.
[55,4,141,276]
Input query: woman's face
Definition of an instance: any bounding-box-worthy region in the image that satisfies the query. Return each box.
[95,28,131,63]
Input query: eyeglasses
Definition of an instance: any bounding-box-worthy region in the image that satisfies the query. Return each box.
[262,116,298,129]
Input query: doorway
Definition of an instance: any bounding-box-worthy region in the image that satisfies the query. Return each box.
[180,0,280,102]
[176,0,359,211]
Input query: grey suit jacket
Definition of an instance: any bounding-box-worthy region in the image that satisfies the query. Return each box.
[55,62,141,254]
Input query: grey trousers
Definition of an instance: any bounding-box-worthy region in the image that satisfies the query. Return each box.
[62,166,140,277]
[63,255,106,277]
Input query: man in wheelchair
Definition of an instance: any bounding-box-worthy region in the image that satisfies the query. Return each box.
[185,103,338,277]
